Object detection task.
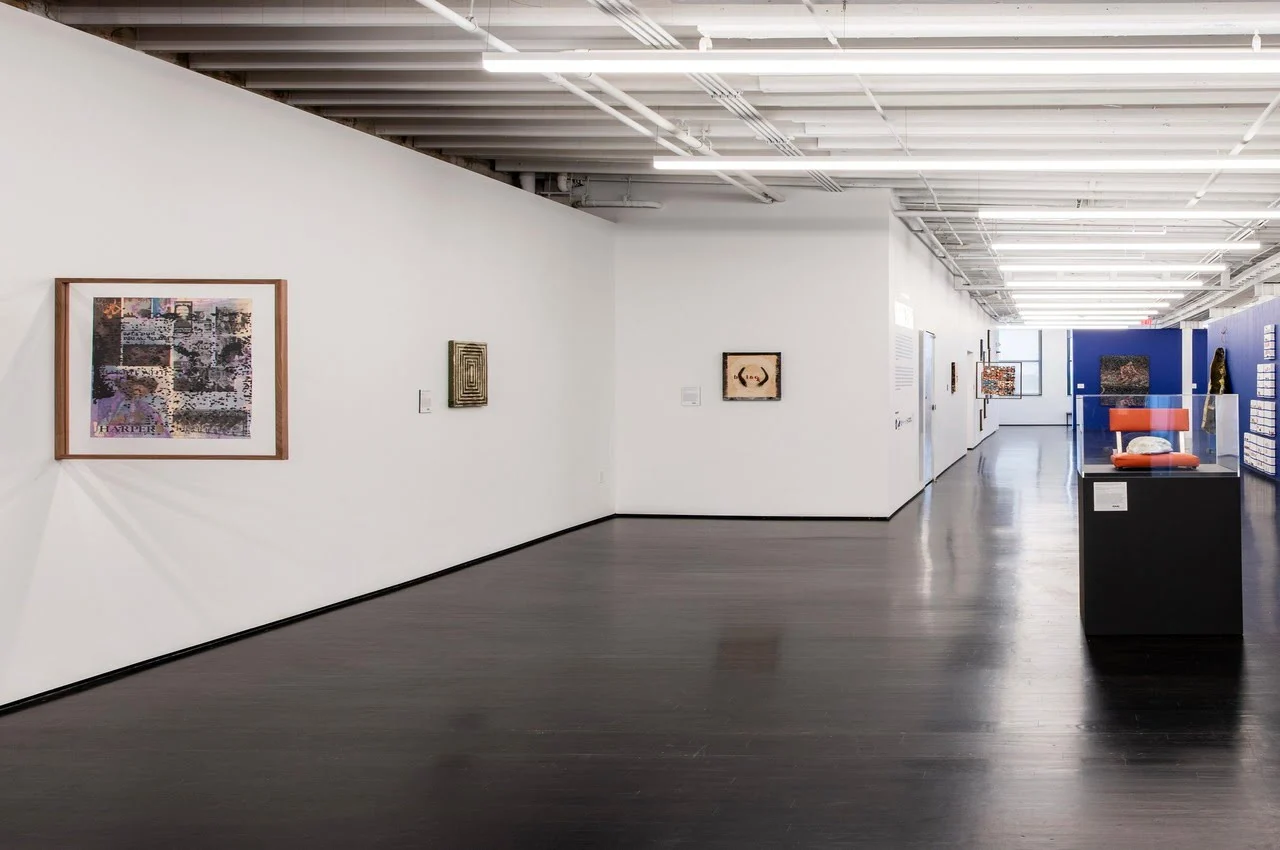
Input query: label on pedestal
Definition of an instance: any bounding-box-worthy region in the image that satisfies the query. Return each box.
[1093,481,1128,511]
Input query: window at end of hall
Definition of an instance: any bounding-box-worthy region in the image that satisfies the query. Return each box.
[994,329,1043,396]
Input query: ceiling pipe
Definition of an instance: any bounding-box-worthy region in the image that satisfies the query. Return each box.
[586,0,837,193]
[795,0,974,277]
[575,198,664,209]
[408,0,780,204]
[1159,94,1280,324]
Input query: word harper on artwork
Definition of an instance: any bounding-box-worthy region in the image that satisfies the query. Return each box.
[91,297,254,439]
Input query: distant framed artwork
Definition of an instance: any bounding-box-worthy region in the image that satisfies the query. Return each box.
[979,339,986,363]
[449,340,488,407]
[54,278,288,460]
[950,361,958,394]
[723,352,782,401]
[977,362,1021,399]
[1099,354,1150,408]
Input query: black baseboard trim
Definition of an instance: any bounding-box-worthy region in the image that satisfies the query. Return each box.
[936,452,967,479]
[0,513,616,718]
[620,449,978,526]
[615,513,892,521]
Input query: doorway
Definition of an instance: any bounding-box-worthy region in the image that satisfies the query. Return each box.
[920,331,936,483]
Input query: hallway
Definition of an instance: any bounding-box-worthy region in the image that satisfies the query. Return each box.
[2,427,1279,848]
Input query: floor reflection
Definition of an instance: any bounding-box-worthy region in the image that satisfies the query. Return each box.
[1,427,1278,848]
[1083,637,1244,750]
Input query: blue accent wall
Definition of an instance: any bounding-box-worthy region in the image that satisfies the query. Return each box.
[1193,328,1209,392]
[1206,300,1280,481]
[1071,329,1185,431]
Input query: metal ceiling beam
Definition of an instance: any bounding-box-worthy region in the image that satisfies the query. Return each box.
[54,3,1280,39]
[244,73,715,92]
[192,58,482,72]
[136,37,637,53]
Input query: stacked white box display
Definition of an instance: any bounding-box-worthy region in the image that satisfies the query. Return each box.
[1245,432,1277,474]
[1245,326,1279,474]
[1249,399,1276,437]
[1258,363,1276,399]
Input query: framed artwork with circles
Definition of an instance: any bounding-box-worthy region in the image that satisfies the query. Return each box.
[723,352,781,401]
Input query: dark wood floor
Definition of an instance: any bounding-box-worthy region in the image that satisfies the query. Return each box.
[3,427,1279,848]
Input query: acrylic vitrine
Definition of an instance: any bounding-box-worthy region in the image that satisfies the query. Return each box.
[1074,394,1240,478]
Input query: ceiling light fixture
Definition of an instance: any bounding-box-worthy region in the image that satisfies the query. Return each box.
[997,228,1169,236]
[981,208,1280,221]
[1012,293,1180,301]
[1002,280,1207,289]
[482,49,1280,76]
[1012,302,1171,309]
[1015,323,1143,329]
[651,157,1280,173]
[991,241,1260,252]
[1018,312,1162,318]
[999,263,1226,273]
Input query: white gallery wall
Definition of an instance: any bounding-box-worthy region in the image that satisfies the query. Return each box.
[612,189,895,517]
[991,330,1073,425]
[887,218,1000,510]
[0,7,616,706]
[612,188,995,518]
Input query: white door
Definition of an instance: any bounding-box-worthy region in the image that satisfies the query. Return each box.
[920,331,936,483]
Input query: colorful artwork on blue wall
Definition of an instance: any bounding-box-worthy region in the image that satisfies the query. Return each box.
[1099,354,1150,407]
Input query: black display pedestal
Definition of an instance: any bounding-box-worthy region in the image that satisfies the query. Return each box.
[1077,468,1243,636]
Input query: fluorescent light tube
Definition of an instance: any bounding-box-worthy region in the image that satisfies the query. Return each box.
[982,208,1280,221]
[483,50,1280,76]
[1019,314,1157,319]
[1012,293,1178,301]
[1003,281,1207,289]
[1019,312,1158,317]
[1014,301,1179,305]
[997,228,1168,236]
[652,157,1280,173]
[1018,308,1162,314]
[999,263,1226,273]
[992,241,1259,252]
[1013,302,1171,309]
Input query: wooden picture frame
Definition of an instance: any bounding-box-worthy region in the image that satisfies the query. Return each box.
[723,352,782,401]
[55,278,289,460]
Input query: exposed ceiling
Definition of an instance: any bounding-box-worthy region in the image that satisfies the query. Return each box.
[43,0,1280,325]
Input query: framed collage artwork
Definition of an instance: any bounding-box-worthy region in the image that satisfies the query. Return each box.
[55,278,289,460]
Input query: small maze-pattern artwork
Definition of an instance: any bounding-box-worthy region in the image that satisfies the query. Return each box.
[449,341,488,407]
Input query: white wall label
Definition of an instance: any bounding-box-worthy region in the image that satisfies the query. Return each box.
[1094,482,1128,511]
[418,390,432,414]
[680,386,701,406]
